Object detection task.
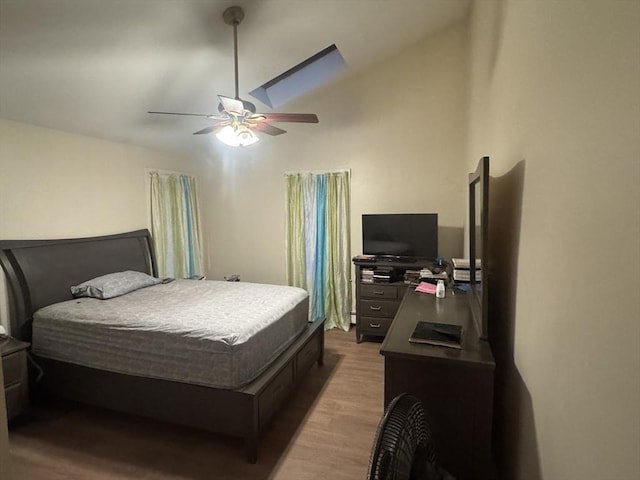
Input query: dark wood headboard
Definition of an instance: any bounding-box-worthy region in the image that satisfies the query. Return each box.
[0,229,156,341]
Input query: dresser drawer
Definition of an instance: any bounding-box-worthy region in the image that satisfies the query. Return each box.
[359,316,394,337]
[361,284,399,300]
[259,362,294,428]
[2,351,25,387]
[360,298,401,318]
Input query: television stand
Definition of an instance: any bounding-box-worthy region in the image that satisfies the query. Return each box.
[376,255,418,263]
[353,258,434,342]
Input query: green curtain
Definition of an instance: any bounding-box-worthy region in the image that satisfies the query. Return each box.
[285,171,351,331]
[149,172,204,279]
[286,174,306,289]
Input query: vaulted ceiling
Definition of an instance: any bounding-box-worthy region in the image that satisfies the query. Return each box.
[0,0,470,157]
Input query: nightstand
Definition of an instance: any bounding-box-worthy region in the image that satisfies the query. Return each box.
[0,337,30,422]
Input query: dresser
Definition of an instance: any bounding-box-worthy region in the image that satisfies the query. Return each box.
[380,288,495,480]
[1,337,30,422]
[354,260,433,343]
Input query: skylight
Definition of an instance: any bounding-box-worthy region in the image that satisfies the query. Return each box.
[249,44,346,109]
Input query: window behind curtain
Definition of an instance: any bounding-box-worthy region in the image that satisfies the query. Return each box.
[285,170,351,330]
[149,171,204,278]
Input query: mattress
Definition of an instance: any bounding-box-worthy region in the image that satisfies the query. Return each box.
[32,280,309,389]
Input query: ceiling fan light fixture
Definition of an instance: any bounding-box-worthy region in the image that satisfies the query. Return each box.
[216,124,259,147]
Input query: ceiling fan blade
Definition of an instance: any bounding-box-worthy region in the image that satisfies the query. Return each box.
[252,122,287,136]
[261,113,319,124]
[218,95,245,116]
[193,119,230,135]
[244,114,267,125]
[148,111,214,118]
[193,126,217,135]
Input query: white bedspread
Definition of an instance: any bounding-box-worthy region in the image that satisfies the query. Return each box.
[32,280,309,389]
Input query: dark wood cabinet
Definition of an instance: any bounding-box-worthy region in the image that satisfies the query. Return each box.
[380,288,495,480]
[354,260,432,343]
[1,337,30,422]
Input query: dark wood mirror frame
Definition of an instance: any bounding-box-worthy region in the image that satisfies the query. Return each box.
[468,156,490,340]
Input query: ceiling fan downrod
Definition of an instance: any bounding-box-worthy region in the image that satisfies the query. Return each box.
[223,6,244,101]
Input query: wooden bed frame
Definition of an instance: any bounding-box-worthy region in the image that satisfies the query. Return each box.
[0,229,324,462]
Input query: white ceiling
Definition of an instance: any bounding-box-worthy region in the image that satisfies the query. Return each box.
[0,0,470,157]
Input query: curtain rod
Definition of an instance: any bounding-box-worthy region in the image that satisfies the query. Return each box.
[146,167,197,177]
[283,169,350,176]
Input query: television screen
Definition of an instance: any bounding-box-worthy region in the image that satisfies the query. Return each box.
[362,214,438,260]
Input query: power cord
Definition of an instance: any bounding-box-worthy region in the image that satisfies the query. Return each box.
[27,352,44,383]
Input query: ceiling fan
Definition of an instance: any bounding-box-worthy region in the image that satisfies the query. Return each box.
[148,6,319,147]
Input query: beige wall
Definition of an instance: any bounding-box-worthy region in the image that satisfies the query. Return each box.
[0,119,200,238]
[0,119,201,332]
[200,21,470,285]
[467,1,640,479]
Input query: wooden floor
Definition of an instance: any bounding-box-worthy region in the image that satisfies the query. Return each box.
[7,329,385,480]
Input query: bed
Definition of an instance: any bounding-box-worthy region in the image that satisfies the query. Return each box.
[0,229,325,462]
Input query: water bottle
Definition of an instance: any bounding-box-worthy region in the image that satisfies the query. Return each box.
[436,280,445,298]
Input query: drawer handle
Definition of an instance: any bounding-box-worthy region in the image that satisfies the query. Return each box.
[373,290,385,296]
[369,305,382,311]
[369,323,381,328]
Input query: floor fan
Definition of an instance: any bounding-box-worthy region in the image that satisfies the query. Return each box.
[367,393,454,480]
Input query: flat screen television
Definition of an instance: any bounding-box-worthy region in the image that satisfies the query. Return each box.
[362,213,438,260]
[468,156,490,340]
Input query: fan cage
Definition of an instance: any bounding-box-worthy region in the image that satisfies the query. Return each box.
[367,393,437,480]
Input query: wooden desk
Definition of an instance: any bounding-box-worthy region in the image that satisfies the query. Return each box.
[380,288,495,480]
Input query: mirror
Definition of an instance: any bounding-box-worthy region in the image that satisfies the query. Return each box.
[468,156,489,340]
